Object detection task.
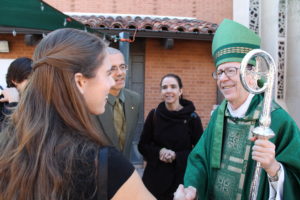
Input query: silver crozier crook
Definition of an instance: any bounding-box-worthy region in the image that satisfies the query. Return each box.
[239,49,277,200]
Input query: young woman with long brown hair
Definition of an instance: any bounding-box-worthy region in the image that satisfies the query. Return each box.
[0,28,155,200]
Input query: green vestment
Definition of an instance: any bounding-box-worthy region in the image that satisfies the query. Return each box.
[184,94,300,199]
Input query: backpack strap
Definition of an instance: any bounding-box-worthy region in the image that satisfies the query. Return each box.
[97,147,108,200]
[153,108,157,124]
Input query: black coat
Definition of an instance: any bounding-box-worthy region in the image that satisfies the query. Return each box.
[138,99,203,200]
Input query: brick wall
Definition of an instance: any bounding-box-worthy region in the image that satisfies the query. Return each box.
[45,0,232,24]
[144,39,216,127]
[0,34,35,59]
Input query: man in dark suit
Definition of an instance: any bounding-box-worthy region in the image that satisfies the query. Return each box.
[96,47,141,160]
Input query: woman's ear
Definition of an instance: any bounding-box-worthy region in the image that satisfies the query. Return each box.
[179,88,183,97]
[74,73,86,94]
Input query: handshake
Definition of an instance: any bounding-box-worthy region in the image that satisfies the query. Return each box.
[173,184,197,200]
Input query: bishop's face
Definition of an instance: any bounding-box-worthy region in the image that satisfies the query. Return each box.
[216,62,250,109]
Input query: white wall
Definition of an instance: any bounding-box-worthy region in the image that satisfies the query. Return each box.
[0,59,14,88]
[260,0,279,60]
[233,0,250,27]
[286,0,300,126]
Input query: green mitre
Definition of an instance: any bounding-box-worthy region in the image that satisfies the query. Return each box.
[212,19,261,68]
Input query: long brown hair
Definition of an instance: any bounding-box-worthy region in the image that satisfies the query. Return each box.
[0,28,108,199]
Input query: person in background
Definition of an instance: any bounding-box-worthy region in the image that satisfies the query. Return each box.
[96,47,141,160]
[6,57,32,92]
[175,19,300,200]
[138,73,203,200]
[0,57,32,129]
[0,28,155,200]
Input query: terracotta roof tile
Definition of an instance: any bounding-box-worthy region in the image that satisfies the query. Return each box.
[71,15,218,34]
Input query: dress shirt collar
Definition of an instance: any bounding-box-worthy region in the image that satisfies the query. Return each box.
[107,89,125,105]
[227,93,254,118]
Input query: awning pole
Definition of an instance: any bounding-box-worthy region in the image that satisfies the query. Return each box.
[119,32,130,87]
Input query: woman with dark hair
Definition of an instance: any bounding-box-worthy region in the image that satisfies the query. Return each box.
[0,57,32,128]
[0,28,155,200]
[138,73,204,200]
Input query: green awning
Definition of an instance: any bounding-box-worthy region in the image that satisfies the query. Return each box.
[0,0,90,32]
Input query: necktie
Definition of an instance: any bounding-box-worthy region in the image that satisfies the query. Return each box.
[113,98,126,150]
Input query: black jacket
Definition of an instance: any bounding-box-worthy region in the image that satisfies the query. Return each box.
[138,99,203,200]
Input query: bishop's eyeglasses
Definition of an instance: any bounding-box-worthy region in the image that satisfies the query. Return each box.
[212,67,240,80]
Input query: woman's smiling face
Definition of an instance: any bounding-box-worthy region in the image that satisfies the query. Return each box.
[160,76,182,105]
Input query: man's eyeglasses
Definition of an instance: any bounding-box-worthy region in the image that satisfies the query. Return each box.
[111,64,128,73]
[212,67,239,80]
